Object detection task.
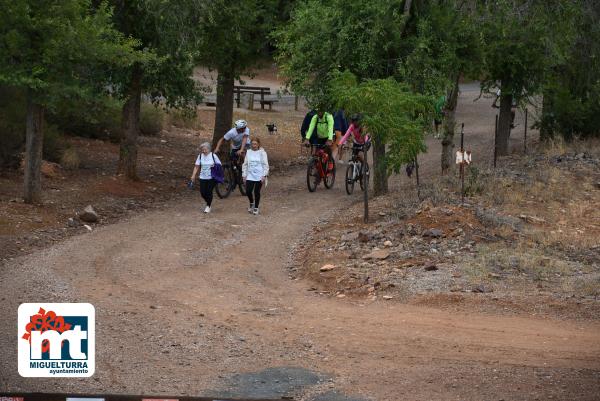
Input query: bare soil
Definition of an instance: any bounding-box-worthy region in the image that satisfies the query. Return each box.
[1,84,599,401]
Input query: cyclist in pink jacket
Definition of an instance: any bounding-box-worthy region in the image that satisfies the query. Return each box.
[338,114,369,163]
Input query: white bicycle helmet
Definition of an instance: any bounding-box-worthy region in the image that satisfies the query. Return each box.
[234,119,247,129]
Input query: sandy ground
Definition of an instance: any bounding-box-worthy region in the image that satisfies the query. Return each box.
[1,84,599,401]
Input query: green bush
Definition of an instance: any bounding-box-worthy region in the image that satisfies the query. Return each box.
[47,95,122,141]
[60,147,80,170]
[0,87,26,168]
[43,125,67,163]
[139,103,164,136]
[167,108,200,129]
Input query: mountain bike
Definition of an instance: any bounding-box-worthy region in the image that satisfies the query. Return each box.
[215,151,246,198]
[305,143,335,192]
[345,142,370,195]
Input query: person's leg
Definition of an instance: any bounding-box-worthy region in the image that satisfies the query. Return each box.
[199,179,209,206]
[205,179,215,207]
[246,180,255,210]
[253,181,262,208]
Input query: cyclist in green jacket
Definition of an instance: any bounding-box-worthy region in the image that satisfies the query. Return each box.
[303,110,335,170]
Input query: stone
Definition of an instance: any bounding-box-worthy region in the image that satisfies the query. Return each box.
[422,228,443,238]
[83,224,93,231]
[362,249,390,260]
[79,205,99,223]
[423,263,438,271]
[341,232,359,242]
[383,240,393,247]
[472,284,493,293]
[320,264,336,272]
[358,232,370,243]
[67,218,79,228]
[382,295,394,300]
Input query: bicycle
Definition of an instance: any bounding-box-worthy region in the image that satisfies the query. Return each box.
[215,151,247,198]
[344,142,370,195]
[305,143,335,192]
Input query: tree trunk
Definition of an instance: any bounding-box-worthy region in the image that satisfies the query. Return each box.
[441,76,460,174]
[496,90,513,156]
[119,65,142,180]
[372,139,388,196]
[24,93,44,204]
[212,68,235,148]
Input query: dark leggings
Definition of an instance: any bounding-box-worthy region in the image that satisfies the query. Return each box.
[199,178,216,206]
[246,180,262,208]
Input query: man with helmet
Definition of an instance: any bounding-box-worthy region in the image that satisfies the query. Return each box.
[302,109,335,170]
[214,119,251,158]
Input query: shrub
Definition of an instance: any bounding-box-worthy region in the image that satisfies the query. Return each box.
[60,147,80,170]
[139,103,164,136]
[167,107,200,129]
[0,87,26,168]
[43,125,67,163]
[47,95,122,141]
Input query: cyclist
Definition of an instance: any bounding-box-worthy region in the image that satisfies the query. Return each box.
[302,109,335,170]
[214,119,251,161]
[338,114,369,164]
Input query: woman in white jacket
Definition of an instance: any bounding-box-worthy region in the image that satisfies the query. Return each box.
[242,136,269,215]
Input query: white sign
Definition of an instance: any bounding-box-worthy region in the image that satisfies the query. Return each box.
[18,303,95,377]
[456,150,472,165]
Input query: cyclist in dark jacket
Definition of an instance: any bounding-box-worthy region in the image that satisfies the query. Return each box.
[300,109,317,142]
[333,109,349,163]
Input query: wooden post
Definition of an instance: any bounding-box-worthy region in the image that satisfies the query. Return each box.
[493,114,498,168]
[524,108,528,154]
[294,94,299,111]
[415,155,420,200]
[460,123,465,205]
[363,145,369,223]
[248,93,254,111]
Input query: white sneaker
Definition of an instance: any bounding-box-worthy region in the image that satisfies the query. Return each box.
[204,205,211,213]
[248,203,254,213]
[338,159,344,165]
[252,208,259,215]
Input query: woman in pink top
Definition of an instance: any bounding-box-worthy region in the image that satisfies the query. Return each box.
[338,114,369,163]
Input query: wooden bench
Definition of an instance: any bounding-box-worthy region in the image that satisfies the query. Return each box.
[234,85,278,110]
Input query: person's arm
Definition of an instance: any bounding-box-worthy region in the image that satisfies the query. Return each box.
[339,124,353,145]
[326,113,334,141]
[190,155,201,180]
[239,134,248,155]
[305,115,317,140]
[261,149,269,178]
[214,137,225,153]
[242,151,248,179]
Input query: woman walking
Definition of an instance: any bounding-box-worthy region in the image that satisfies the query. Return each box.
[190,142,222,213]
[242,136,269,215]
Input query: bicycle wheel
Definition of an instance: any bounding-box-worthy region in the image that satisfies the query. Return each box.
[324,158,335,189]
[360,162,369,191]
[306,158,319,192]
[215,165,234,199]
[345,163,355,195]
[236,167,247,196]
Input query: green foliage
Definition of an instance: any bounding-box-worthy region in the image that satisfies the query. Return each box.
[195,0,277,76]
[108,0,204,109]
[274,0,408,105]
[47,95,122,140]
[0,0,139,104]
[540,0,600,140]
[139,103,164,136]
[330,71,433,172]
[477,0,578,102]
[398,1,482,96]
[0,87,26,167]
[42,125,67,163]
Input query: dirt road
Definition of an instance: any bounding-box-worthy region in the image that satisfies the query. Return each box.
[1,86,599,401]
